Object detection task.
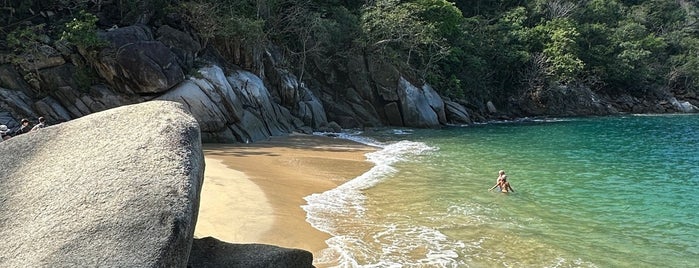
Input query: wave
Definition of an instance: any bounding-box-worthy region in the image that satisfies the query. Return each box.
[304,132,447,267]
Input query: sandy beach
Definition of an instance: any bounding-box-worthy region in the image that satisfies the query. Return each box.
[194,134,376,261]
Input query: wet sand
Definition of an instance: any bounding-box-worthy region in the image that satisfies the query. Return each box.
[194,134,376,260]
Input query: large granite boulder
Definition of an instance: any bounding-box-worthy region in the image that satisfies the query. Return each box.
[397,77,441,128]
[444,100,473,125]
[263,50,329,129]
[188,237,314,268]
[227,69,302,139]
[0,101,204,267]
[156,25,202,70]
[95,25,185,94]
[158,66,303,143]
[98,24,153,48]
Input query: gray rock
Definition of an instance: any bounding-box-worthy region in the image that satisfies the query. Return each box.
[98,25,154,48]
[227,69,297,137]
[486,101,497,114]
[0,88,38,122]
[444,101,473,125]
[264,63,328,129]
[0,101,204,267]
[156,66,304,143]
[297,96,327,129]
[0,64,35,94]
[38,64,77,92]
[95,25,184,94]
[33,96,72,123]
[229,109,272,143]
[368,59,400,101]
[158,79,230,132]
[188,237,314,268]
[157,25,201,69]
[114,41,185,94]
[82,84,139,113]
[397,77,440,128]
[670,97,698,112]
[384,102,403,126]
[18,45,65,70]
[327,121,342,133]
[422,84,446,124]
[346,57,374,103]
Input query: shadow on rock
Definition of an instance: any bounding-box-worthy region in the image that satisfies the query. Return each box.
[188,237,314,268]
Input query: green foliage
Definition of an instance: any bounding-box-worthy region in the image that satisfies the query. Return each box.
[612,19,666,83]
[7,24,46,53]
[180,0,265,48]
[74,64,98,92]
[1,0,91,26]
[414,0,463,40]
[359,0,455,80]
[666,30,699,92]
[28,0,689,101]
[534,18,584,82]
[61,11,105,50]
[429,73,464,99]
[166,0,699,98]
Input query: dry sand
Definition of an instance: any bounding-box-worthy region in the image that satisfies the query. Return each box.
[194,134,376,259]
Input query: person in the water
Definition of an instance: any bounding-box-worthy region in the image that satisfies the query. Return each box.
[495,170,505,190]
[489,175,515,193]
[499,176,515,192]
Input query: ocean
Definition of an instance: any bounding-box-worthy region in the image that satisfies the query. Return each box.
[303,114,699,267]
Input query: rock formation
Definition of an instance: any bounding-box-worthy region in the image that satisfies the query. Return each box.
[0,101,203,267]
[188,237,314,268]
[1,19,697,144]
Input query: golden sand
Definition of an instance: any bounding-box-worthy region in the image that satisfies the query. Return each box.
[194,134,376,259]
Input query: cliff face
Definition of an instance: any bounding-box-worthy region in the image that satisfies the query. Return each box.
[1,20,697,143]
[0,22,462,143]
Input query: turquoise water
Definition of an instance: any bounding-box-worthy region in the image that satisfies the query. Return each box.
[304,114,699,267]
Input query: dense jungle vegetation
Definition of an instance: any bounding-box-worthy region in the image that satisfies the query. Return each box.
[2,0,698,104]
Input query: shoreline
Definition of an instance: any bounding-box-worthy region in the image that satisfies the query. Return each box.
[194,134,377,262]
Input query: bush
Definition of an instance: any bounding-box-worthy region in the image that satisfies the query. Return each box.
[61,10,104,50]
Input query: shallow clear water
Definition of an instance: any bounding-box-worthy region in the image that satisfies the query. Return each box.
[305,114,699,267]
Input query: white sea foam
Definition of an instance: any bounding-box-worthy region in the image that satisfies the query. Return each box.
[313,131,385,147]
[392,129,413,135]
[303,132,450,267]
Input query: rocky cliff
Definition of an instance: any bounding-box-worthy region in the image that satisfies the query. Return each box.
[1,21,466,143]
[1,19,697,143]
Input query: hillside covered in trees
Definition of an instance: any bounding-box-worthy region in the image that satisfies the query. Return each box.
[1,0,698,126]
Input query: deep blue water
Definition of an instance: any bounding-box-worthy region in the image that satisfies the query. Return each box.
[305,114,699,267]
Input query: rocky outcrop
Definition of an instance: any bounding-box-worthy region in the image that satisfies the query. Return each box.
[308,51,455,129]
[3,20,698,145]
[188,237,314,268]
[95,25,185,94]
[671,97,698,112]
[397,77,443,128]
[158,65,305,143]
[0,101,204,267]
[156,25,201,70]
[515,85,617,116]
[445,100,473,125]
[263,48,329,129]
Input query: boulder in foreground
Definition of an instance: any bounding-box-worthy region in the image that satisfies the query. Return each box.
[0,101,204,267]
[188,237,314,268]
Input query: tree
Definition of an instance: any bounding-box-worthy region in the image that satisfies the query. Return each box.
[61,10,104,50]
[360,0,455,80]
[537,18,584,83]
